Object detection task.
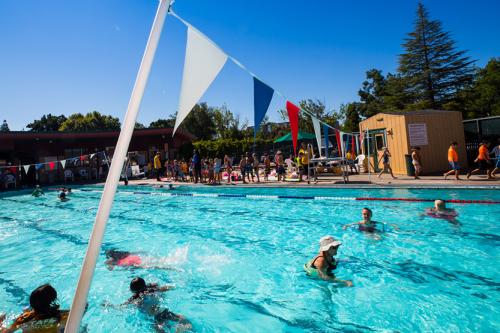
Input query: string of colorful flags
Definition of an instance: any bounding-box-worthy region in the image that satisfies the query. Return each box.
[0,151,108,174]
[169,10,361,157]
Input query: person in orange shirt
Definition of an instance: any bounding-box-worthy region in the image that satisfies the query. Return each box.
[467,141,493,179]
[444,142,461,180]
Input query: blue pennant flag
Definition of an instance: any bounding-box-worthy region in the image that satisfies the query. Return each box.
[253,77,274,137]
[35,163,44,170]
[323,124,329,158]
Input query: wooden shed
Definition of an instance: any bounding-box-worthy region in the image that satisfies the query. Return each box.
[358,110,467,175]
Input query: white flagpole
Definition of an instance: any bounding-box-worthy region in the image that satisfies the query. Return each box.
[65,1,172,331]
[367,129,371,183]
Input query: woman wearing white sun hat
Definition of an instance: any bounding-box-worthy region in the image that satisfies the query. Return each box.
[304,236,353,286]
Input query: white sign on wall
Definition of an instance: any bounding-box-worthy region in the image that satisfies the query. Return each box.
[408,123,428,146]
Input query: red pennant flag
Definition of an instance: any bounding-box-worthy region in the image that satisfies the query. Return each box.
[351,135,355,155]
[48,162,55,170]
[80,155,86,161]
[286,101,300,155]
[335,129,342,156]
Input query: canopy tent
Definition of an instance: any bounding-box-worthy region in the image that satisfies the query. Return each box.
[274,131,315,143]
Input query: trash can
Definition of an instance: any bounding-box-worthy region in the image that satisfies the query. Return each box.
[405,154,415,176]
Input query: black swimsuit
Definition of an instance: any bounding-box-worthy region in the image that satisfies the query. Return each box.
[311,255,337,275]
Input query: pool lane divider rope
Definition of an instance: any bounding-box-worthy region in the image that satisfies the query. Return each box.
[74,189,500,204]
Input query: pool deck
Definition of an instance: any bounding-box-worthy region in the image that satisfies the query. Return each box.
[120,174,500,189]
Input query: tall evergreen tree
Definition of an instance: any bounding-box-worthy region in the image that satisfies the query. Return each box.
[399,2,475,108]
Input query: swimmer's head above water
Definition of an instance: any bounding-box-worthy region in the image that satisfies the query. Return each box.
[362,207,372,222]
[30,284,59,315]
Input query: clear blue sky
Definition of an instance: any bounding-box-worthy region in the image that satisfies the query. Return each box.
[1,0,499,130]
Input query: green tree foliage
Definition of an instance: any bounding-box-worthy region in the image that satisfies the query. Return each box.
[26,114,67,131]
[357,69,414,117]
[339,103,361,132]
[399,3,475,108]
[134,122,146,129]
[59,111,121,132]
[1,120,10,132]
[149,118,175,128]
[193,138,275,159]
[213,104,243,139]
[448,58,500,118]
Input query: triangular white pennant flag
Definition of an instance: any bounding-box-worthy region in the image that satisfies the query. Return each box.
[311,116,322,157]
[339,131,346,157]
[90,153,96,159]
[60,160,66,169]
[23,165,31,174]
[173,26,228,136]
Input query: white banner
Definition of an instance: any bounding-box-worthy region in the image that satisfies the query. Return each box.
[311,116,322,156]
[23,165,30,174]
[174,26,228,135]
[60,160,66,169]
[339,131,345,157]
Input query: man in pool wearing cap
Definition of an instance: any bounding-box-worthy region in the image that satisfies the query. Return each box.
[304,236,353,286]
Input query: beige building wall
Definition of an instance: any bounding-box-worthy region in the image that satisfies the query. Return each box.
[359,111,467,175]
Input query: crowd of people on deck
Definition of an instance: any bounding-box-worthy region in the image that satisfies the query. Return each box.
[145,139,500,185]
[150,142,321,185]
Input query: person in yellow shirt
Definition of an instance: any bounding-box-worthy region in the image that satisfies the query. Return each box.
[444,142,461,180]
[153,152,162,181]
[467,141,493,179]
[298,142,316,182]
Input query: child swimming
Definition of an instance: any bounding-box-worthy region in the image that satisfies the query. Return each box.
[343,208,381,233]
[105,247,188,271]
[425,200,458,220]
[103,277,191,333]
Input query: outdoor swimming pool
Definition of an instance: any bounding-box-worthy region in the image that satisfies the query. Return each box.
[1,185,499,332]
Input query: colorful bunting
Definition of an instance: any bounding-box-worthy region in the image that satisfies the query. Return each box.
[311,116,322,157]
[23,165,31,174]
[48,162,55,170]
[60,160,66,169]
[253,77,274,137]
[90,153,96,159]
[174,26,228,136]
[35,163,44,170]
[335,130,342,157]
[286,101,300,155]
[351,135,356,155]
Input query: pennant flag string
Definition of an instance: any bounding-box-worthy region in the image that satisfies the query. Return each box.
[0,151,105,170]
[168,11,359,137]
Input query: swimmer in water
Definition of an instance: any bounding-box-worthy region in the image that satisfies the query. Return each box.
[0,284,85,333]
[105,249,186,271]
[105,277,191,333]
[343,208,380,232]
[31,185,44,197]
[425,200,458,220]
[303,236,353,286]
[58,191,70,202]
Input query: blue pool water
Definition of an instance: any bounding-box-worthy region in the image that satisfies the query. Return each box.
[0,185,499,332]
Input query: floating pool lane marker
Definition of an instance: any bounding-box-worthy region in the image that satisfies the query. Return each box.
[73,189,500,204]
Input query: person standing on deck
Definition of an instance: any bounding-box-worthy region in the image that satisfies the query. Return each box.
[153,152,162,181]
[467,141,493,180]
[444,142,461,180]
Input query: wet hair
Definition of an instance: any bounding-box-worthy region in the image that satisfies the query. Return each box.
[130,277,147,293]
[59,192,66,199]
[105,249,131,261]
[30,284,60,315]
[362,207,372,217]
